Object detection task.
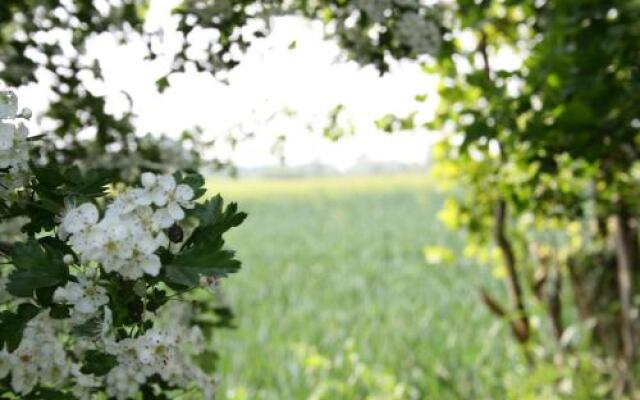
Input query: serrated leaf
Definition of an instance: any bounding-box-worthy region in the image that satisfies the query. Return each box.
[165,233,241,287]
[71,316,102,337]
[29,161,66,187]
[0,303,40,351]
[7,240,69,297]
[191,195,247,232]
[64,167,111,198]
[164,196,246,286]
[81,350,117,376]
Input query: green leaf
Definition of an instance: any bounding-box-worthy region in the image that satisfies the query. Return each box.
[191,195,247,232]
[165,196,246,287]
[81,350,118,376]
[71,316,102,338]
[22,387,76,400]
[63,167,111,198]
[49,304,71,319]
[156,76,170,93]
[178,172,206,199]
[29,161,66,188]
[0,303,40,351]
[165,234,241,287]
[7,240,69,297]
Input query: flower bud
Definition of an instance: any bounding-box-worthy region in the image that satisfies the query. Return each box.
[19,107,32,119]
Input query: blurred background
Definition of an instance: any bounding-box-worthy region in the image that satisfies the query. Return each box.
[3,0,640,398]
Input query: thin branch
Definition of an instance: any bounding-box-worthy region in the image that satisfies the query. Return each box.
[480,287,506,318]
[478,28,532,353]
[495,199,530,345]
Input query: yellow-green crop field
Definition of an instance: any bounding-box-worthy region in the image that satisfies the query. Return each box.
[207,174,513,399]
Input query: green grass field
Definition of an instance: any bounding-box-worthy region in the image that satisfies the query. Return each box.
[207,175,515,399]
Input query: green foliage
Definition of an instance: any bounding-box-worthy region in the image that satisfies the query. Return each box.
[7,240,68,297]
[0,303,40,352]
[165,196,247,287]
[80,350,118,377]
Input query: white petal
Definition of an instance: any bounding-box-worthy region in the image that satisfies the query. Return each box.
[137,235,159,254]
[175,184,194,202]
[0,122,15,150]
[140,255,161,276]
[151,188,168,207]
[157,175,176,191]
[167,202,185,221]
[77,203,99,225]
[140,172,156,188]
[75,298,96,314]
[152,209,173,229]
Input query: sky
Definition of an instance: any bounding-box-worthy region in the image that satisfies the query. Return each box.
[18,1,441,171]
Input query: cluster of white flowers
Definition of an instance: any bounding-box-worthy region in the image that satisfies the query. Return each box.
[0,91,228,400]
[0,302,214,399]
[0,313,69,395]
[104,324,212,400]
[396,12,440,55]
[53,271,109,322]
[59,172,195,280]
[0,91,31,192]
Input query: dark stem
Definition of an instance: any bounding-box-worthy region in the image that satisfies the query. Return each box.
[613,205,635,394]
[479,29,532,359]
[495,199,531,346]
[548,257,563,343]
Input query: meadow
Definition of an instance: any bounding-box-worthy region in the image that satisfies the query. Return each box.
[208,175,516,400]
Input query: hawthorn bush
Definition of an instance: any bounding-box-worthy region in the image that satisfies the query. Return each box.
[0,91,246,398]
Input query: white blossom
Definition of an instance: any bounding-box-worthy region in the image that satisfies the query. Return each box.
[53,274,109,321]
[6,313,69,395]
[104,318,214,400]
[0,92,216,398]
[61,173,194,280]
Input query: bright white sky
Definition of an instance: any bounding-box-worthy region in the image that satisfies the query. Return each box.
[19,1,442,171]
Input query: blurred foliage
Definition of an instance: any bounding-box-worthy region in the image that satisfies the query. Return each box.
[0,0,249,181]
[292,340,410,400]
